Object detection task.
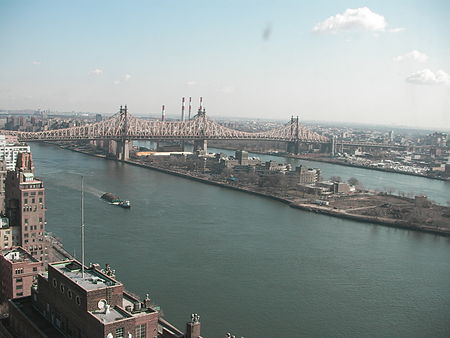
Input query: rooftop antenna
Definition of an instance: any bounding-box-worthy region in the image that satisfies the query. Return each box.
[188,97,192,120]
[181,97,185,121]
[81,176,85,278]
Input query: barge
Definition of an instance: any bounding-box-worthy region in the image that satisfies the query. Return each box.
[101,193,131,208]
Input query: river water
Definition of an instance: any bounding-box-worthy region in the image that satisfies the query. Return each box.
[31,143,449,337]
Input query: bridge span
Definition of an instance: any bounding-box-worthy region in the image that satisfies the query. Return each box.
[1,106,407,160]
[1,106,330,159]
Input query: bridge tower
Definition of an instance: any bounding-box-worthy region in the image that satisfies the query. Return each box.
[287,116,300,154]
[113,105,131,161]
[193,106,208,154]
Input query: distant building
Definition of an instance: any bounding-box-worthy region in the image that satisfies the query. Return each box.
[95,114,103,122]
[0,160,6,214]
[5,152,46,263]
[0,247,41,301]
[388,130,394,142]
[235,150,249,165]
[6,259,201,338]
[295,165,320,184]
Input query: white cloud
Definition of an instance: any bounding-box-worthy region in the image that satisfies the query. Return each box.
[89,68,103,76]
[32,61,41,65]
[388,27,405,33]
[113,80,120,85]
[406,69,450,85]
[186,81,197,86]
[312,7,401,34]
[394,50,428,63]
[123,74,131,81]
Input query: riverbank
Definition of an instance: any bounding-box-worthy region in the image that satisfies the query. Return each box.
[208,144,450,182]
[56,144,450,237]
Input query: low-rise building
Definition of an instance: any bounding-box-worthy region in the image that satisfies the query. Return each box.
[7,259,201,338]
[0,247,41,301]
[295,165,320,184]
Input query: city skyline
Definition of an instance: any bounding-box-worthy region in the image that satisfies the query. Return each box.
[1,0,449,129]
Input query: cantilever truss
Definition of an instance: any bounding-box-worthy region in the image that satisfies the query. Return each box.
[1,109,329,143]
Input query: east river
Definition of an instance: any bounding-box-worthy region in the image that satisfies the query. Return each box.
[31,143,449,337]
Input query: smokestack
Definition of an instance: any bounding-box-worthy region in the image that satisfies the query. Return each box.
[199,97,203,111]
[181,97,185,121]
[188,97,192,120]
[161,105,165,121]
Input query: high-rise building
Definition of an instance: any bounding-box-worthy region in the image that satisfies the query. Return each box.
[6,259,202,338]
[5,152,46,263]
[0,135,30,171]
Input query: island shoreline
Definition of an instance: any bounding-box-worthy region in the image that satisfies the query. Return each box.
[48,143,449,237]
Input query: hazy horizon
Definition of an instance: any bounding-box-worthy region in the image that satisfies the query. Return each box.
[1,0,449,129]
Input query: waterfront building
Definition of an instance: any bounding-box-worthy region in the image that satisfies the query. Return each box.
[295,165,320,184]
[0,247,41,302]
[6,259,201,338]
[5,152,46,263]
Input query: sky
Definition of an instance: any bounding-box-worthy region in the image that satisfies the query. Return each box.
[0,0,449,129]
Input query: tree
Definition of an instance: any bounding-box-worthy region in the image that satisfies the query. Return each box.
[348,177,359,186]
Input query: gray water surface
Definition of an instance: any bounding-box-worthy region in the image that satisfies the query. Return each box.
[32,143,450,338]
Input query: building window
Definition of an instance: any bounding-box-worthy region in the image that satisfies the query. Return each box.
[16,278,23,283]
[68,289,72,299]
[60,284,65,293]
[115,327,124,338]
[33,267,37,272]
[76,296,81,305]
[15,268,23,274]
[24,198,28,204]
[16,292,23,297]
[16,285,23,290]
[53,278,57,287]
[135,324,146,338]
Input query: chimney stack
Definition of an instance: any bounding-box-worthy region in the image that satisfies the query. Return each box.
[161,105,165,121]
[188,97,192,120]
[181,97,185,121]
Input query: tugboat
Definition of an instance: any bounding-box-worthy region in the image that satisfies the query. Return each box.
[101,193,131,209]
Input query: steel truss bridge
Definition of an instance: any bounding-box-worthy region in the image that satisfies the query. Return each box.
[1,106,329,144]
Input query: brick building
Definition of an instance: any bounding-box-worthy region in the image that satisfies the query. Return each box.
[5,152,47,263]
[0,247,41,301]
[6,259,201,338]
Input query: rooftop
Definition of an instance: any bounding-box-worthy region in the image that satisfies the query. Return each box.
[1,247,39,263]
[91,305,131,324]
[51,261,119,291]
